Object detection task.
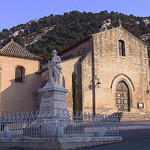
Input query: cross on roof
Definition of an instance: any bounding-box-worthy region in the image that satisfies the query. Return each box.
[119,19,122,27]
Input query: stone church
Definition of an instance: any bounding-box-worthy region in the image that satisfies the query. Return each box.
[0,25,150,117]
[41,25,150,116]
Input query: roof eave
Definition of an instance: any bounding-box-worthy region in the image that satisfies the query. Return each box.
[119,27,149,47]
[59,35,92,56]
[0,53,42,61]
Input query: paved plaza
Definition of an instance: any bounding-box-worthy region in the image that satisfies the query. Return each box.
[88,121,150,150]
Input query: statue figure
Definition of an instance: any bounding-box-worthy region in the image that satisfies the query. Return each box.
[118,19,122,27]
[99,19,112,32]
[48,50,62,85]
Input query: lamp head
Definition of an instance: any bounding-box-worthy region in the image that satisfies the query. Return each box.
[97,80,101,88]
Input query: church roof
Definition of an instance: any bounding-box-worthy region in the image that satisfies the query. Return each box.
[59,35,92,57]
[0,39,42,60]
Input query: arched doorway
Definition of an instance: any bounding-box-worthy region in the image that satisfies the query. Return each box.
[116,81,130,111]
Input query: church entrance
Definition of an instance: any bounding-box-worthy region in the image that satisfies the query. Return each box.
[116,81,130,111]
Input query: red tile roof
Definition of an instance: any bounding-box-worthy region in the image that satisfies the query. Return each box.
[0,39,42,60]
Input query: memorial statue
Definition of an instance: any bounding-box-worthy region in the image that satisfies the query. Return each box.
[48,50,62,85]
[99,19,112,32]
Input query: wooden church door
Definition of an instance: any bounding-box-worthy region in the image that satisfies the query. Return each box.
[116,81,130,111]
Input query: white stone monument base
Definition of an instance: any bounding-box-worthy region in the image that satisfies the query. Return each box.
[38,83,69,114]
[24,117,70,138]
[24,83,70,137]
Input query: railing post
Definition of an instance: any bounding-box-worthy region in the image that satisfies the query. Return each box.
[116,113,119,137]
[0,115,1,133]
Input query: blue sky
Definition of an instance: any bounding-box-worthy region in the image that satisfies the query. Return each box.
[0,0,150,31]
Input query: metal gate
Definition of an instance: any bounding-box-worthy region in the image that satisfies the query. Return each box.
[116,81,129,111]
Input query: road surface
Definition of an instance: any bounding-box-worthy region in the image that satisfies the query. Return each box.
[88,121,150,150]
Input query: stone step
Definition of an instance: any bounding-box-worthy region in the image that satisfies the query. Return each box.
[114,112,150,122]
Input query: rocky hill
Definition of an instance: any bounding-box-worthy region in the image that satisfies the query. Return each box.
[0,11,150,62]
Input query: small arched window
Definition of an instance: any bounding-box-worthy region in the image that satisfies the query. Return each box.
[15,66,25,83]
[118,40,125,57]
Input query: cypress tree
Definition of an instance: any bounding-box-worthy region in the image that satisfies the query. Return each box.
[72,72,79,114]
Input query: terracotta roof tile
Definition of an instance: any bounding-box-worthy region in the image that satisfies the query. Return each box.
[0,39,42,60]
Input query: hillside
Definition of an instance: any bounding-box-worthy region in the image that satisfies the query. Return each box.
[0,11,150,62]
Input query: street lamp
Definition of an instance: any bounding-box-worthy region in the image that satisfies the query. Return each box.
[91,75,101,115]
[93,75,101,88]
[146,81,150,94]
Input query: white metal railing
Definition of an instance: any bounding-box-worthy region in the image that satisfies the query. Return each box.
[0,109,119,139]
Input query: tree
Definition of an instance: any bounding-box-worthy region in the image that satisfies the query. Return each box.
[72,72,79,114]
[1,11,150,62]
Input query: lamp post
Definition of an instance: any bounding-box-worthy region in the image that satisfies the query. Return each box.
[91,75,101,115]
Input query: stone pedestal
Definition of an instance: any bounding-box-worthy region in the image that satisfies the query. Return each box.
[38,83,69,116]
[25,83,69,137]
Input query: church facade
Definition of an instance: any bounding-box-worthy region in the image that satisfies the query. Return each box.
[41,26,150,114]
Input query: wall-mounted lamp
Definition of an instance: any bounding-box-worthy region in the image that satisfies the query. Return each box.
[90,75,101,116]
[91,75,101,88]
[146,86,149,94]
[146,81,150,94]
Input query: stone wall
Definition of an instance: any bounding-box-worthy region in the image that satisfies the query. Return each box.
[60,57,81,112]
[81,52,93,113]
[0,56,41,113]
